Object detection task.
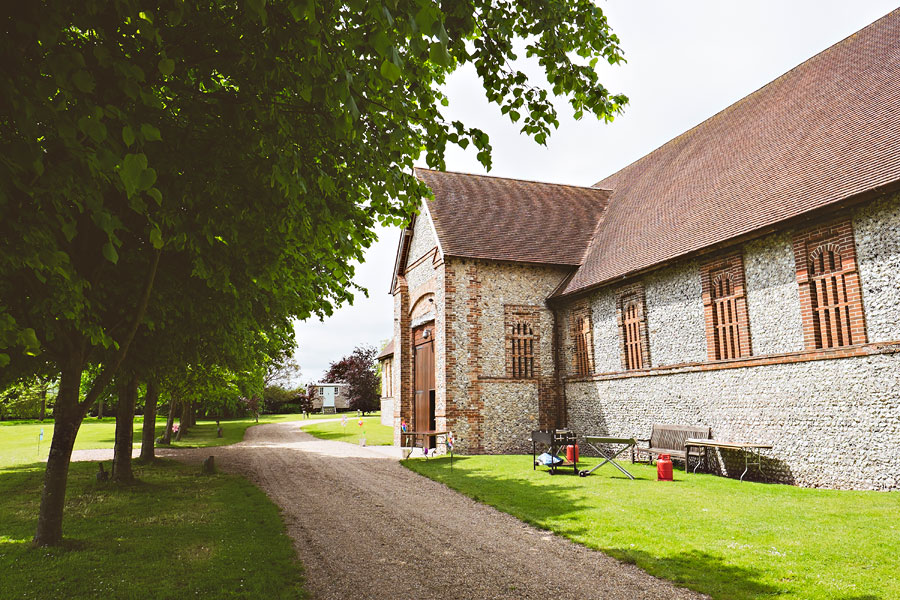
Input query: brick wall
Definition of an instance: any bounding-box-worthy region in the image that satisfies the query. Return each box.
[443,259,571,453]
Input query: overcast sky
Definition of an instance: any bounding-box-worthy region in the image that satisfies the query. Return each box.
[293,1,899,383]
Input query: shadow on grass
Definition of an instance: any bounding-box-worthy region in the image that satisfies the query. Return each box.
[0,459,305,598]
[406,456,782,600]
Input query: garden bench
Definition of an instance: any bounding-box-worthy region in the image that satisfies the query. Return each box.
[632,424,710,468]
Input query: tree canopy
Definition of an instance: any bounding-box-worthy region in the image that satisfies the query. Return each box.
[0,0,627,545]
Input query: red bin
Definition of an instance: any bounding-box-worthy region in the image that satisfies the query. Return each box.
[657,454,673,481]
[566,444,579,464]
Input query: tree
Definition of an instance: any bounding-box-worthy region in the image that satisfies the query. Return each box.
[323,345,380,414]
[1,1,626,545]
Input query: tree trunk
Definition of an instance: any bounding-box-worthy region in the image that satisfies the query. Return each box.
[33,360,84,546]
[139,380,159,461]
[175,402,185,441]
[111,373,138,482]
[97,395,104,419]
[162,399,176,444]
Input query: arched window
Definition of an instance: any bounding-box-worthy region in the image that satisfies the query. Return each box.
[792,219,867,351]
[710,273,742,360]
[701,254,751,361]
[505,305,541,379]
[808,244,854,348]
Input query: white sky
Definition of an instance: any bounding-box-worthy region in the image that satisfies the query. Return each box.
[293,1,899,383]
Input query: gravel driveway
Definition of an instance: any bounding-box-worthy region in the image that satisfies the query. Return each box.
[129,422,706,600]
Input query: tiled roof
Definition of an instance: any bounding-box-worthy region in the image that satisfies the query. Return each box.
[414,169,610,266]
[376,339,394,360]
[561,8,900,296]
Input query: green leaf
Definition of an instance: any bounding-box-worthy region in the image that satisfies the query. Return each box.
[380,59,401,83]
[158,58,175,76]
[72,70,95,93]
[19,328,40,355]
[0,354,8,368]
[140,123,162,141]
[120,153,148,198]
[122,125,135,146]
[61,220,77,242]
[147,187,163,205]
[150,227,164,249]
[138,167,157,191]
[429,43,451,67]
[102,242,119,264]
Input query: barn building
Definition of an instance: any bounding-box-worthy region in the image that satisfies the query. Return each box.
[386,10,900,490]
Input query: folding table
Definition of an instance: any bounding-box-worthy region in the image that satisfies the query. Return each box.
[579,436,637,479]
[684,438,772,481]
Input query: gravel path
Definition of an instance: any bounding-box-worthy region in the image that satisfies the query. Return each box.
[76,421,705,600]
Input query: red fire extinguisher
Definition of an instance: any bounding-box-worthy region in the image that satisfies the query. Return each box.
[566,444,579,464]
[657,454,673,481]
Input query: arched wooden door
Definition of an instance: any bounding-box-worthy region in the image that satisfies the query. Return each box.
[412,323,435,444]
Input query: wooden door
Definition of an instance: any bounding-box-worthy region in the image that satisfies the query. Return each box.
[414,340,434,435]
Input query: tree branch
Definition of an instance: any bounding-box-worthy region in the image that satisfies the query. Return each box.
[79,248,162,413]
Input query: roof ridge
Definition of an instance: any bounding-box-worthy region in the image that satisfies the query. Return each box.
[592,7,900,189]
[415,166,612,194]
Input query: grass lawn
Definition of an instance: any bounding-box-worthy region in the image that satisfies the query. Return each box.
[404,454,900,600]
[300,416,393,446]
[0,413,324,469]
[0,459,304,599]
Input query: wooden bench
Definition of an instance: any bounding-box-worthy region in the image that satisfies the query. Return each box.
[632,424,711,467]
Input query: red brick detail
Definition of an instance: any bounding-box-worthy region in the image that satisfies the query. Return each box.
[570,300,594,376]
[443,262,457,432]
[395,276,413,442]
[700,253,752,361]
[566,340,900,382]
[615,283,650,370]
[792,218,867,349]
[504,305,541,379]
[443,262,486,453]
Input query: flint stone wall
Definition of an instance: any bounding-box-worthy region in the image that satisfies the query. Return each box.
[444,259,569,453]
[408,204,438,265]
[644,261,706,366]
[743,231,805,355]
[854,192,900,343]
[566,351,900,490]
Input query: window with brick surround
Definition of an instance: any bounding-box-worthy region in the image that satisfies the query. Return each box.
[793,219,867,349]
[570,303,594,377]
[701,253,751,361]
[616,284,650,371]
[505,306,540,379]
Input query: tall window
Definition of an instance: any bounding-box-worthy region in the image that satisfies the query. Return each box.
[573,315,593,376]
[808,245,855,348]
[505,305,541,379]
[793,219,867,350]
[509,321,535,378]
[616,284,649,371]
[701,254,751,361]
[710,273,741,359]
[622,296,644,370]
[382,359,392,397]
